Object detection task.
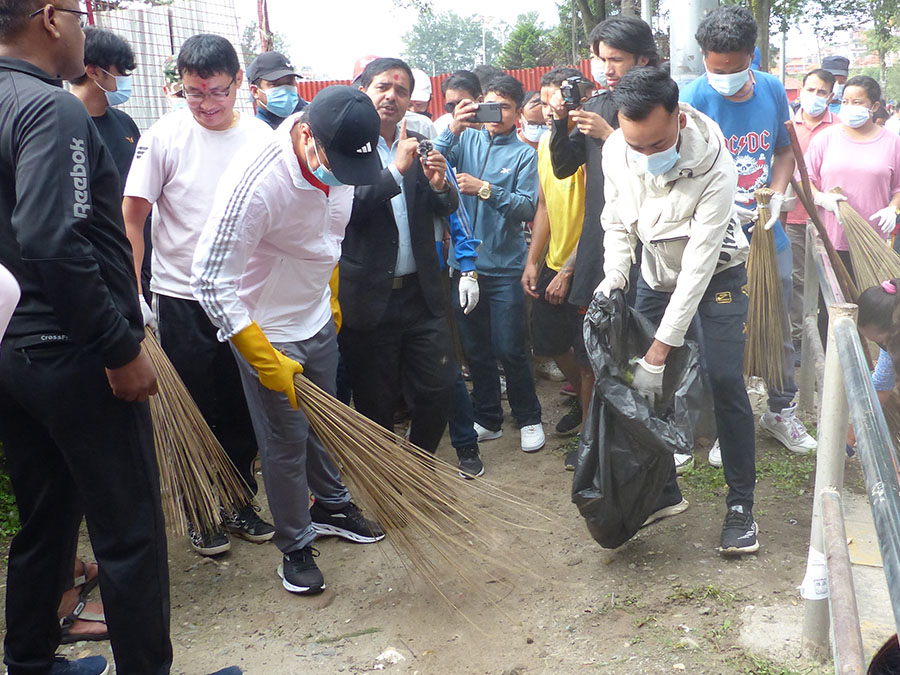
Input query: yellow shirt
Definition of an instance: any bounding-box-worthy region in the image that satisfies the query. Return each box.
[538,133,585,271]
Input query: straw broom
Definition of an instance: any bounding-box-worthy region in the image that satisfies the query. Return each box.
[143,329,251,535]
[744,188,786,391]
[837,192,900,291]
[291,373,554,603]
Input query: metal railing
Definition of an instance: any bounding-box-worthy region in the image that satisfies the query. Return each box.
[798,222,900,672]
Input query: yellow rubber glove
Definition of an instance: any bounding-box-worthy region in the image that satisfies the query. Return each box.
[230,321,303,409]
[329,265,342,334]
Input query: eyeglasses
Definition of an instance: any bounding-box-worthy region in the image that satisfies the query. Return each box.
[444,100,460,113]
[29,6,89,29]
[184,77,236,104]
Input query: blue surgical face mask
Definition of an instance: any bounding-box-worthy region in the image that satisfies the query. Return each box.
[838,103,871,129]
[521,121,547,142]
[97,68,132,106]
[591,59,607,88]
[263,85,299,118]
[628,133,681,177]
[833,83,845,99]
[170,98,188,111]
[799,91,828,117]
[706,67,750,97]
[308,142,344,187]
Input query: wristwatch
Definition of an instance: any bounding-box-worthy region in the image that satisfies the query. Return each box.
[477,181,491,200]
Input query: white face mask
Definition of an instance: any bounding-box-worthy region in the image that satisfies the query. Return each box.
[591,60,607,88]
[838,104,871,129]
[799,91,829,117]
[833,83,845,99]
[627,133,681,177]
[521,121,547,142]
[706,67,750,97]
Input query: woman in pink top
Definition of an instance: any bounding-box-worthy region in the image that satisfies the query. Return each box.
[805,75,900,260]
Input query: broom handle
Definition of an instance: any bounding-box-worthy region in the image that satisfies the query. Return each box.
[784,121,858,301]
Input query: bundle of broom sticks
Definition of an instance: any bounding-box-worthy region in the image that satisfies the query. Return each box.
[291,373,556,602]
[744,188,786,391]
[837,191,900,290]
[143,329,250,535]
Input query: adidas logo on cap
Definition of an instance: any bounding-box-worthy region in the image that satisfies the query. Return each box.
[356,142,372,154]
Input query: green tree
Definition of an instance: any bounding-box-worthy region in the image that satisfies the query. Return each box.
[497,13,552,69]
[240,22,289,68]
[402,11,503,74]
[866,0,900,86]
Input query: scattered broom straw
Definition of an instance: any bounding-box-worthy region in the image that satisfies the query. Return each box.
[143,329,251,535]
[744,188,786,391]
[837,191,900,291]
[291,372,558,607]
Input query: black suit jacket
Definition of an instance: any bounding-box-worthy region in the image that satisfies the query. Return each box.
[340,132,459,331]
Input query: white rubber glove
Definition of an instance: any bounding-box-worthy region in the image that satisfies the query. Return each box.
[869,206,898,235]
[760,191,784,231]
[140,296,157,332]
[458,273,480,315]
[632,357,665,406]
[593,269,626,300]
[813,191,847,218]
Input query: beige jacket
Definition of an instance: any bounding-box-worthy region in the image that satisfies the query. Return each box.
[601,102,749,347]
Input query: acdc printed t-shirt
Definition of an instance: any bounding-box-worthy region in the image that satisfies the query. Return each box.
[680,70,791,251]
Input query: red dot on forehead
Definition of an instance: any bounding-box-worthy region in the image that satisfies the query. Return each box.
[394,74,399,80]
[201,83,207,89]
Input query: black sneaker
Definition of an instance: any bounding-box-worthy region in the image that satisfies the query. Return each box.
[49,655,109,675]
[224,504,275,543]
[277,546,325,595]
[564,449,578,471]
[310,501,385,543]
[456,445,485,479]
[555,400,583,436]
[719,505,759,555]
[188,521,231,556]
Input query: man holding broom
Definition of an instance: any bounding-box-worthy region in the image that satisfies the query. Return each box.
[192,86,387,596]
[596,67,759,555]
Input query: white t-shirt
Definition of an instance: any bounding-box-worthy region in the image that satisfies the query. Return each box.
[0,263,20,342]
[124,108,273,299]
[886,115,900,135]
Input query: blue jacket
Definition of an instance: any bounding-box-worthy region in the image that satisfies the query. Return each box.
[434,126,538,276]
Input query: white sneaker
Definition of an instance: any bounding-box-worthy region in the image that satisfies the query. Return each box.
[708,439,722,468]
[759,403,817,454]
[520,424,546,452]
[674,453,693,475]
[473,422,502,442]
[536,361,566,382]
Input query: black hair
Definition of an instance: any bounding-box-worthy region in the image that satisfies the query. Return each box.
[874,100,890,123]
[70,27,136,85]
[869,635,900,675]
[358,57,414,93]
[590,16,659,67]
[177,34,240,79]
[844,75,881,105]
[540,66,582,88]
[858,281,900,362]
[522,90,540,107]
[441,70,481,99]
[695,5,757,55]
[611,66,679,121]
[474,64,504,89]
[0,0,42,40]
[484,74,525,107]
[803,68,835,89]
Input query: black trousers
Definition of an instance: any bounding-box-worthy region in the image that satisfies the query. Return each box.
[156,294,258,498]
[339,283,456,453]
[0,340,172,675]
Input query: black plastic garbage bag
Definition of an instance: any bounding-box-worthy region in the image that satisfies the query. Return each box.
[572,290,707,548]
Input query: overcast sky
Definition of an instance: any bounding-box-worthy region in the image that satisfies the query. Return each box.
[234,0,842,80]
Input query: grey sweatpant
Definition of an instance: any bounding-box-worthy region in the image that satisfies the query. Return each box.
[234,320,349,554]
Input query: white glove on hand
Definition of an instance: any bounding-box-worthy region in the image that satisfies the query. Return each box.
[593,270,627,300]
[458,273,479,315]
[761,191,784,231]
[734,204,757,227]
[869,206,898,235]
[813,191,847,217]
[140,296,157,332]
[632,357,665,406]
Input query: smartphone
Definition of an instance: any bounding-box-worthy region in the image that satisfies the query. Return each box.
[471,102,502,123]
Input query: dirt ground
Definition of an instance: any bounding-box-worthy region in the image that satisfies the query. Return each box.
[20,377,854,675]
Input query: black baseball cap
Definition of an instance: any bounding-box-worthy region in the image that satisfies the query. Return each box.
[307,86,382,186]
[821,55,850,77]
[247,51,299,84]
